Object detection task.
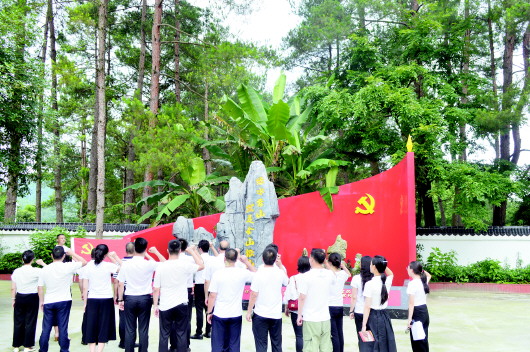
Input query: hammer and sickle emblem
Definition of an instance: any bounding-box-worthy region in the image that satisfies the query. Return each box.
[81,243,94,255]
[355,193,375,214]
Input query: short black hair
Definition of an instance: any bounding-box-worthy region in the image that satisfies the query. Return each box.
[198,240,210,253]
[262,247,277,265]
[168,240,181,255]
[22,250,35,264]
[265,243,279,253]
[52,246,65,260]
[178,238,188,251]
[135,237,148,254]
[225,248,238,263]
[56,234,65,239]
[297,256,311,273]
[310,248,326,264]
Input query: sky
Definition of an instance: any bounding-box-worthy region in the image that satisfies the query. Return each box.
[191,0,529,167]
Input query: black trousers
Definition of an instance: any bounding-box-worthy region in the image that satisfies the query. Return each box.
[211,315,242,352]
[12,293,39,348]
[329,306,344,352]
[289,312,303,352]
[410,304,429,352]
[118,309,126,348]
[170,288,193,350]
[193,283,211,335]
[159,303,188,352]
[251,313,282,352]
[124,294,152,352]
[354,313,371,352]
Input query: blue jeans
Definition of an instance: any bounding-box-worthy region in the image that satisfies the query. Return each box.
[39,300,72,352]
[211,315,242,352]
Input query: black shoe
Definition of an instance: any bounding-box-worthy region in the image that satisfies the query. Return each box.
[134,343,140,348]
[118,344,125,349]
[204,333,211,338]
[190,334,203,340]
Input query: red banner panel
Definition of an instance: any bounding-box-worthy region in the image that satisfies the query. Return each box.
[74,153,415,286]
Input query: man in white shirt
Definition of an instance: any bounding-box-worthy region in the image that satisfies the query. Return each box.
[38,246,87,352]
[153,240,204,352]
[296,248,335,352]
[191,240,216,340]
[117,237,164,352]
[203,240,229,305]
[246,247,288,352]
[207,248,256,352]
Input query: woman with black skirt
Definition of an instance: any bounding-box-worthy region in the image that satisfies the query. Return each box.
[361,255,396,352]
[349,255,373,352]
[328,252,351,352]
[11,250,43,352]
[283,256,310,352]
[406,261,431,352]
[82,244,121,352]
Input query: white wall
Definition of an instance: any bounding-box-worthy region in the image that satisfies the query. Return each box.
[0,230,129,254]
[417,235,530,267]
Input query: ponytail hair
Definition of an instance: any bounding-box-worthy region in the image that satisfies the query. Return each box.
[409,261,430,294]
[360,255,373,290]
[328,252,341,269]
[94,244,109,265]
[22,250,35,264]
[372,255,388,305]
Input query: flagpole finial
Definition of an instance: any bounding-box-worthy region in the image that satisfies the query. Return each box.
[406,135,413,152]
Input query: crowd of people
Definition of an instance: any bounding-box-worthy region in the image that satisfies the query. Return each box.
[10,234,431,352]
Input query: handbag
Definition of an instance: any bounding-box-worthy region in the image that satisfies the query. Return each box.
[287,277,299,311]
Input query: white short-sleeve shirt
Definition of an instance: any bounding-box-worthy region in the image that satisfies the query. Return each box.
[194,253,212,284]
[406,278,427,306]
[85,261,119,299]
[363,275,393,310]
[250,266,288,319]
[12,265,41,294]
[209,266,254,318]
[39,261,83,304]
[328,270,349,307]
[154,259,199,311]
[351,274,367,314]
[117,256,159,296]
[298,268,335,322]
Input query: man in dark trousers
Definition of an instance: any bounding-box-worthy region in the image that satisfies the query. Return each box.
[190,240,216,339]
[117,237,165,352]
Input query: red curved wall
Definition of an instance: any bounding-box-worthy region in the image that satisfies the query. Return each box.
[74,153,416,285]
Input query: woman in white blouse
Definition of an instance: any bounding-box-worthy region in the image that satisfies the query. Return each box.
[361,255,396,352]
[283,256,310,352]
[327,252,351,352]
[82,244,121,352]
[11,250,45,352]
[406,261,431,352]
[349,255,373,352]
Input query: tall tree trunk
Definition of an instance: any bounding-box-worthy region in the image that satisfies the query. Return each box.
[4,0,28,221]
[438,197,446,227]
[80,127,87,219]
[95,0,108,238]
[36,1,51,222]
[203,82,212,174]
[493,21,516,226]
[124,0,147,222]
[174,0,181,102]
[142,0,163,218]
[88,29,99,214]
[357,2,366,30]
[49,0,63,222]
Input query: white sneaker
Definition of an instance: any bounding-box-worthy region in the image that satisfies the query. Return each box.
[13,348,20,352]
[24,348,36,352]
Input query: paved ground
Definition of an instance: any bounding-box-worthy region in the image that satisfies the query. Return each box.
[1,281,529,351]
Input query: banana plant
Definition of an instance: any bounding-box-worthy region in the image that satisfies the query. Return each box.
[206,72,350,211]
[123,157,229,224]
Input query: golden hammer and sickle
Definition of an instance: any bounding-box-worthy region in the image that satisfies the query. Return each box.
[355,193,375,214]
[81,243,94,255]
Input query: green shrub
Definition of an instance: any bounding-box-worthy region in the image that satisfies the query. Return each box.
[29,226,86,264]
[466,259,503,283]
[425,247,458,282]
[0,252,23,274]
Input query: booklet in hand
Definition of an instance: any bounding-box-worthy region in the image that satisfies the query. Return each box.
[359,331,375,342]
